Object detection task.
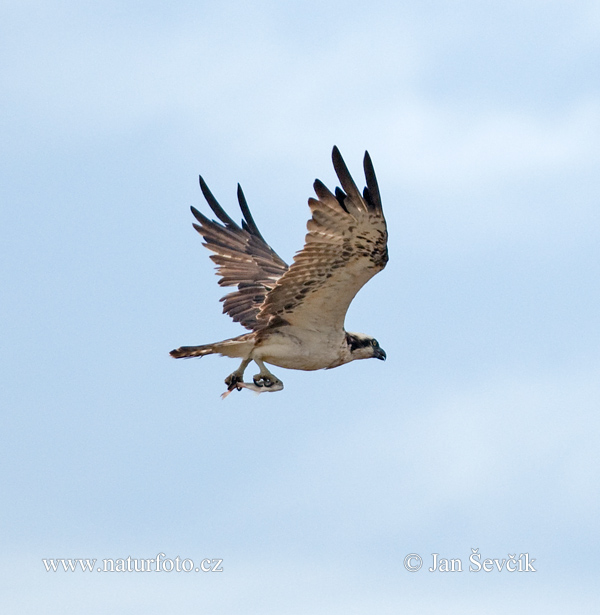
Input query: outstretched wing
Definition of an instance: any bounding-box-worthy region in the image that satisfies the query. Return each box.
[190,178,288,330]
[257,147,388,332]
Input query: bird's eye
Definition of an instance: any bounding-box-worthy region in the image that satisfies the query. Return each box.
[371,339,378,347]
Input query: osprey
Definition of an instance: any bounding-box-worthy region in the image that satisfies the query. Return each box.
[170,146,388,396]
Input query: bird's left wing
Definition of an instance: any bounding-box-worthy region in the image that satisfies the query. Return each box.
[190,178,289,331]
[256,147,388,332]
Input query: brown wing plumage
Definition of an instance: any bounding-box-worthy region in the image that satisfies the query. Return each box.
[256,147,388,331]
[191,178,288,330]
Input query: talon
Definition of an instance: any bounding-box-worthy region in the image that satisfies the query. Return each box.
[253,373,282,389]
[225,373,243,391]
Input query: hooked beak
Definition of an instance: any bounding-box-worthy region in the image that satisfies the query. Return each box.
[374,347,386,361]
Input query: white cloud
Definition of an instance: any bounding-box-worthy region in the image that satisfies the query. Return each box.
[241,362,600,540]
[376,100,600,189]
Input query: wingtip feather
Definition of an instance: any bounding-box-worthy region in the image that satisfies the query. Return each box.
[237,183,265,240]
[331,146,362,202]
[198,176,240,229]
[362,150,382,212]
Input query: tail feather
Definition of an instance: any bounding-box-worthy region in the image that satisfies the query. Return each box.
[170,344,215,358]
[170,333,255,360]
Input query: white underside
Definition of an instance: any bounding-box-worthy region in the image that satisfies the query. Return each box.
[255,326,352,370]
[219,326,351,371]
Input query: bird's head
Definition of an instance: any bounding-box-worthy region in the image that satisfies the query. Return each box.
[345,332,386,362]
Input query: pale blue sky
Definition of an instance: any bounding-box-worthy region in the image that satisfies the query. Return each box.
[1,1,599,613]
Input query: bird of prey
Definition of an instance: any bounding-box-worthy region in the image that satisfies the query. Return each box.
[170,146,388,396]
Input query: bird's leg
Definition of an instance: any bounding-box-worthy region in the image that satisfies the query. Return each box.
[224,358,251,391]
[252,359,283,388]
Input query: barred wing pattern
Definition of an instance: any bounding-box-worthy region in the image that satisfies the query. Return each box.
[256,147,388,332]
[191,178,288,331]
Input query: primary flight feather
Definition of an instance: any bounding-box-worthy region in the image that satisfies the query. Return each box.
[170,146,388,396]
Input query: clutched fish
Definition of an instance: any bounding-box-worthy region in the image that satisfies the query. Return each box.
[220,379,285,399]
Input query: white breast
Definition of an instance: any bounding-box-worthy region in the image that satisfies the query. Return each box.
[252,326,349,371]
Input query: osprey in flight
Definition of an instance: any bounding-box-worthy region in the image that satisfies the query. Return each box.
[170,146,388,396]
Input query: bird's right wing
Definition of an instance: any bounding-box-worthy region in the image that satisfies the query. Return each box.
[256,147,388,332]
[190,178,289,331]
